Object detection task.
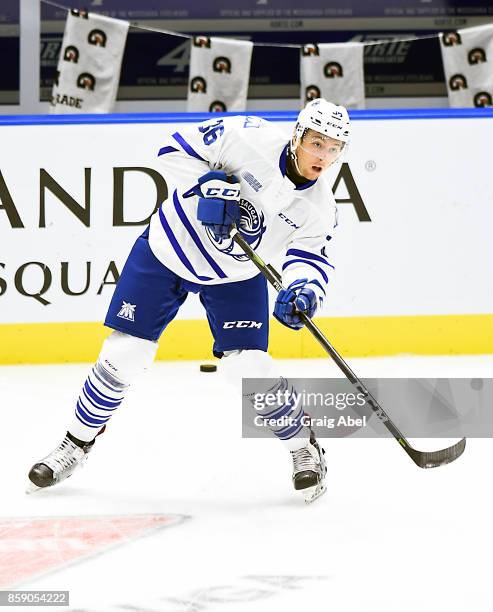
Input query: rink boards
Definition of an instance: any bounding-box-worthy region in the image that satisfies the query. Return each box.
[0,109,492,363]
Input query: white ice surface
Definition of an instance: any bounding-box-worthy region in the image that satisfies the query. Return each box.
[1,355,492,611]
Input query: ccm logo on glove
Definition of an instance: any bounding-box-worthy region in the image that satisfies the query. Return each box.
[197,170,241,239]
[205,186,241,198]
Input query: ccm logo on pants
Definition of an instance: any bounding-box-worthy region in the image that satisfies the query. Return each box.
[223,321,263,329]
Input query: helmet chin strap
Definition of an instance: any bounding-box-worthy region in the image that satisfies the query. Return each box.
[288,137,305,179]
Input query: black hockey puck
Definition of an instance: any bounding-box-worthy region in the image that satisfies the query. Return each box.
[200,364,217,373]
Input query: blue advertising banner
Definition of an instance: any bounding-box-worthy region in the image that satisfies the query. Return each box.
[40,0,493,20]
[40,1,493,101]
[0,0,19,104]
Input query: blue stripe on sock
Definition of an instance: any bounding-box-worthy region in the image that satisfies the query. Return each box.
[75,412,101,429]
[85,379,122,407]
[93,362,128,391]
[87,373,122,401]
[92,367,122,393]
[271,401,305,437]
[77,399,113,422]
[260,398,296,421]
[275,421,304,440]
[76,402,110,426]
[81,389,120,413]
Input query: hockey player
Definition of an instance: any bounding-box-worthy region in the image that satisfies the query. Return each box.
[28,98,350,503]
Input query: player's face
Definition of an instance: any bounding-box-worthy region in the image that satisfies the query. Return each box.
[296,129,345,180]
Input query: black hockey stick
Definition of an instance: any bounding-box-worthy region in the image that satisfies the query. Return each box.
[230,227,466,469]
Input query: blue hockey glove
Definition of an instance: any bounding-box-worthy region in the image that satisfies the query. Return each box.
[196,171,241,239]
[273,279,318,330]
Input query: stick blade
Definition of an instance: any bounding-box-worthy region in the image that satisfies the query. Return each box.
[409,438,466,469]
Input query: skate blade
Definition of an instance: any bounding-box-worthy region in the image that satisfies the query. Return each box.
[26,480,43,495]
[303,482,327,504]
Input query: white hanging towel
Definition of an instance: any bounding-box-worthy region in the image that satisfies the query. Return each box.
[187,36,253,112]
[300,42,366,110]
[51,9,129,114]
[440,24,493,108]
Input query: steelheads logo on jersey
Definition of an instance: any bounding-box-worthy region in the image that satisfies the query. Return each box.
[206,199,266,261]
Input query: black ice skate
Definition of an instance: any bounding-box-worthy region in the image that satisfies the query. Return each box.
[27,431,97,492]
[290,434,327,504]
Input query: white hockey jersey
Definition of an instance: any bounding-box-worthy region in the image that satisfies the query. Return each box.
[148,115,337,302]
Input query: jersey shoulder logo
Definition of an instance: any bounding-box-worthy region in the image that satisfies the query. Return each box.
[243,116,264,129]
[241,171,263,192]
[117,301,136,322]
[205,198,266,261]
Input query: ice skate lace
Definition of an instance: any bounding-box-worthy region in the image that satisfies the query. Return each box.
[42,438,83,475]
[291,447,318,473]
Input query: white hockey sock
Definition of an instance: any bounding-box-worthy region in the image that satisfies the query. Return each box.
[69,361,127,442]
[254,376,310,448]
[221,349,312,449]
[67,331,158,443]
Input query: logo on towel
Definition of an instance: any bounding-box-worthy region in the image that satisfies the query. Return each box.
[305,85,321,102]
[63,45,79,63]
[324,62,343,78]
[190,76,207,94]
[449,74,467,91]
[213,56,231,73]
[206,199,266,262]
[71,8,88,18]
[442,31,462,46]
[302,44,319,56]
[88,29,107,47]
[77,72,96,91]
[209,100,227,112]
[468,47,487,65]
[117,302,136,322]
[194,36,211,48]
[50,93,83,109]
[474,91,492,107]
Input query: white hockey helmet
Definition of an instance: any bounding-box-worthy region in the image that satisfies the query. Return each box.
[294,98,350,144]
